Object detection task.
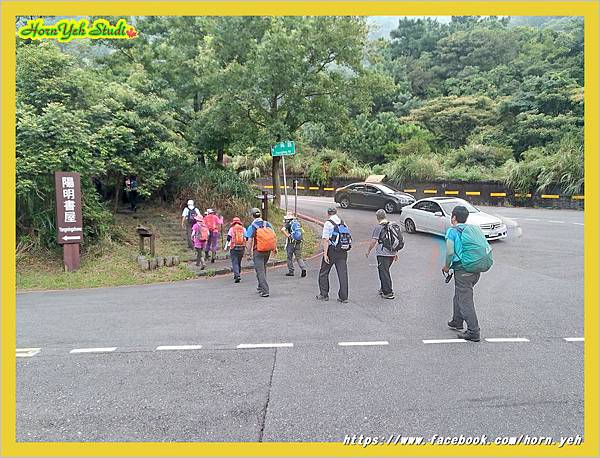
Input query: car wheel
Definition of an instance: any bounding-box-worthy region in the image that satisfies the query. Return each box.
[339,196,350,209]
[384,201,396,213]
[404,218,416,234]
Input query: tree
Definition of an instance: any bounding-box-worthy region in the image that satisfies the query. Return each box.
[213,16,370,205]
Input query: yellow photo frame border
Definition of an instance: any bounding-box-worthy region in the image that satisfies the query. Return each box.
[2,1,598,457]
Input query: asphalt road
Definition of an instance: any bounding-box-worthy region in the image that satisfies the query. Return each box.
[16,196,584,442]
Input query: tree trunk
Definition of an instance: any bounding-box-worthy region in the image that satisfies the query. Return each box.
[217,147,224,166]
[113,175,121,214]
[272,156,281,209]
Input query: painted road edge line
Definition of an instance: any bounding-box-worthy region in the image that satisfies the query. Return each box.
[422,339,467,344]
[548,220,565,224]
[564,337,584,342]
[338,341,389,346]
[16,348,41,357]
[237,343,294,349]
[69,347,117,354]
[156,345,203,351]
[485,337,530,342]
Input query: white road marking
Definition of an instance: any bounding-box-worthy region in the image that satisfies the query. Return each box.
[524,218,540,221]
[69,347,117,354]
[156,345,203,351]
[338,341,389,346]
[573,222,584,226]
[237,343,293,349]
[485,337,530,343]
[16,348,41,357]
[548,220,565,224]
[422,339,467,344]
[564,337,584,342]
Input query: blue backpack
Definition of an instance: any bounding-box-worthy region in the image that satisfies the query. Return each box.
[328,219,352,251]
[290,219,303,242]
[455,225,493,273]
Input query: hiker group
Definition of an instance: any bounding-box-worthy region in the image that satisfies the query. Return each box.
[182,200,492,342]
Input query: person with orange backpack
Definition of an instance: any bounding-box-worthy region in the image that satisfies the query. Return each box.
[245,208,278,297]
[190,214,210,269]
[227,217,247,283]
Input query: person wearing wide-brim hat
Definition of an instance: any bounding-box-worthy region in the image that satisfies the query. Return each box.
[191,213,209,269]
[281,212,307,278]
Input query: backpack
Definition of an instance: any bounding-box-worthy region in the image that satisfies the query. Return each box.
[455,225,494,273]
[328,219,352,251]
[194,223,209,241]
[230,224,246,248]
[379,221,404,251]
[186,207,197,225]
[290,219,303,242]
[254,221,277,252]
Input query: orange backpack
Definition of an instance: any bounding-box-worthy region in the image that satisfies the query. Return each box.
[253,221,277,252]
[230,224,246,248]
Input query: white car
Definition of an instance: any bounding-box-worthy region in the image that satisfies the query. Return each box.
[399,197,507,240]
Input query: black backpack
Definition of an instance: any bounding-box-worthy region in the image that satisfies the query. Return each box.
[187,207,197,224]
[379,221,404,251]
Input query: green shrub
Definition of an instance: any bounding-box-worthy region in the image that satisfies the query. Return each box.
[384,155,445,183]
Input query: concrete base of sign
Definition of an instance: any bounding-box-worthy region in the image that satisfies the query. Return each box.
[63,243,80,272]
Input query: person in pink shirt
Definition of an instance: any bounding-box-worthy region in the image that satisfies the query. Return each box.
[191,214,209,269]
[203,208,222,263]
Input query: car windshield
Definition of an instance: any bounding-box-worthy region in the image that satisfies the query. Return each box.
[439,201,479,215]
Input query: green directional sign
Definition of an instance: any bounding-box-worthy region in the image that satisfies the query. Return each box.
[271,141,295,157]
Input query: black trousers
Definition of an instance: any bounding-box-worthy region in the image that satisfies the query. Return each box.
[377,255,395,295]
[318,247,348,301]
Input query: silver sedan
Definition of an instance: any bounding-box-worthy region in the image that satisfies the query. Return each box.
[399,197,507,240]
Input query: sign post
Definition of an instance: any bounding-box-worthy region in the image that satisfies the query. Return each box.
[54,171,83,271]
[271,141,296,213]
[294,179,298,216]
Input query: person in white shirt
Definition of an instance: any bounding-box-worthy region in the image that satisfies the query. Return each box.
[316,207,349,303]
[181,200,201,249]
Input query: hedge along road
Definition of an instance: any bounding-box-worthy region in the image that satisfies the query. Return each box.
[15,195,583,441]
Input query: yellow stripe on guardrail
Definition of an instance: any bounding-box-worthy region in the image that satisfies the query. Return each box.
[296,186,305,190]
[465,191,480,196]
[264,185,273,189]
[403,189,417,193]
[323,187,334,191]
[423,189,437,194]
[541,194,560,199]
[445,190,459,195]
[490,192,506,197]
[308,186,319,190]
[514,193,532,198]
[572,195,584,200]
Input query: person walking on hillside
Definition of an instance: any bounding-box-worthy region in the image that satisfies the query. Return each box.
[281,212,307,278]
[227,217,246,283]
[246,208,278,297]
[365,209,404,300]
[181,200,201,249]
[316,207,351,303]
[443,205,493,342]
[204,208,222,263]
[190,214,209,269]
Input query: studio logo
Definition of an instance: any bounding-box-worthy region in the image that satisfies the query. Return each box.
[18,18,138,43]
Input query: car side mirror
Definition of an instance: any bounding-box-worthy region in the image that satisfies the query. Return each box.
[434,211,443,217]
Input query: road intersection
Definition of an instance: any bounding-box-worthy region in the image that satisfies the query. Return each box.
[16,196,584,442]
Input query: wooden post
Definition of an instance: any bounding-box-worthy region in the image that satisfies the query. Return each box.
[149,234,155,257]
[139,234,145,254]
[63,243,80,272]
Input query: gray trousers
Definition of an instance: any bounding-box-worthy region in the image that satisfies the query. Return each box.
[452,268,481,334]
[286,241,306,273]
[318,247,348,301]
[186,224,194,248]
[253,251,271,294]
[377,256,395,295]
[230,248,244,278]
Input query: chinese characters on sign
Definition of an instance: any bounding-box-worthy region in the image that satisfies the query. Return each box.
[54,172,83,245]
